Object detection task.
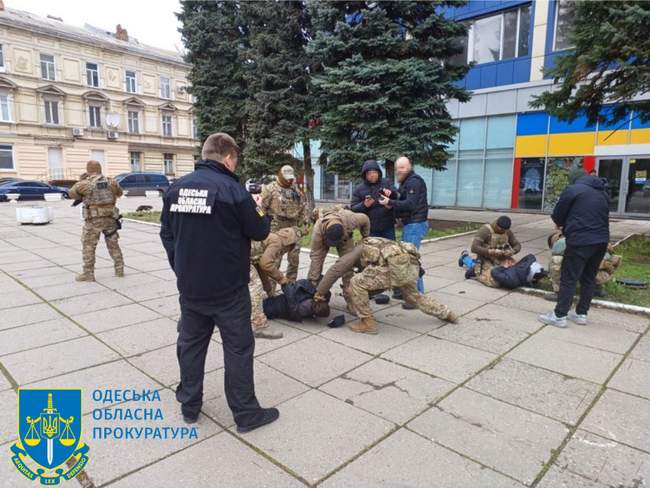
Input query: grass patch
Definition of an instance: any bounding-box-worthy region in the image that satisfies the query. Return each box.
[534,234,650,308]
[124,210,161,224]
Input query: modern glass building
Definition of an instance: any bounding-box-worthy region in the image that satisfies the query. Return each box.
[307,0,650,217]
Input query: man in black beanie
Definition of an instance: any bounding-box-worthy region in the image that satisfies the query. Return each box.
[458,215,522,287]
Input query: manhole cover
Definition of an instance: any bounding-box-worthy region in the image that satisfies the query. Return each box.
[615,277,648,289]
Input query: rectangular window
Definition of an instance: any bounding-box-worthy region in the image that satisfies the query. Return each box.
[466,5,532,64]
[0,144,14,170]
[518,158,546,209]
[192,117,198,139]
[125,70,137,93]
[432,160,458,206]
[0,94,11,121]
[163,153,174,175]
[483,149,513,208]
[86,62,99,87]
[162,113,172,137]
[554,0,574,51]
[130,152,141,172]
[456,151,484,207]
[0,44,4,69]
[88,105,101,128]
[160,76,171,99]
[40,54,56,80]
[128,111,139,133]
[44,100,60,125]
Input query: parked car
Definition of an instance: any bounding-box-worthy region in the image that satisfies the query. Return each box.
[0,177,21,186]
[114,172,170,196]
[0,180,68,201]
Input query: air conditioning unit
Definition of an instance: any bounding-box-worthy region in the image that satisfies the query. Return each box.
[72,128,84,137]
[107,131,119,140]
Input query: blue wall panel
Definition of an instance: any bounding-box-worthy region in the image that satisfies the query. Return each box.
[442,0,531,20]
[549,114,595,133]
[517,112,548,136]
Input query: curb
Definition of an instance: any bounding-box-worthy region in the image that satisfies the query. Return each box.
[519,286,650,317]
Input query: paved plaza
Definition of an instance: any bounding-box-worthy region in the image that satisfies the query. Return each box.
[1,197,649,487]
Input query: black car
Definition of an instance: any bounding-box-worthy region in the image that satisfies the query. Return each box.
[0,180,68,201]
[114,172,170,196]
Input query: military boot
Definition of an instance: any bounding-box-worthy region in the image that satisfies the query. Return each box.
[349,317,378,334]
[115,267,124,277]
[444,311,459,323]
[75,272,95,282]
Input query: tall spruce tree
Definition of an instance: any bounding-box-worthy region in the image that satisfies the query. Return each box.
[307,1,470,176]
[178,1,249,153]
[241,1,317,204]
[531,1,650,127]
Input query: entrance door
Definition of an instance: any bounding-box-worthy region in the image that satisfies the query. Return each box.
[624,157,650,215]
[597,158,623,212]
[47,148,63,179]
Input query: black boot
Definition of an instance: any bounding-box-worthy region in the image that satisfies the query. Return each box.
[237,408,280,433]
[464,268,476,279]
[392,289,403,300]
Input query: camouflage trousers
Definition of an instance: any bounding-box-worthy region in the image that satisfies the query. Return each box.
[81,217,123,274]
[249,265,268,331]
[476,260,499,288]
[549,255,616,292]
[348,265,452,320]
[271,220,301,282]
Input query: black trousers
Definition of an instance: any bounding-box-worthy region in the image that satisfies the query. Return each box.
[176,288,260,426]
[555,243,608,317]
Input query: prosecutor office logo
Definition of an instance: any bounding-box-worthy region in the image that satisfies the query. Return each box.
[10,389,90,485]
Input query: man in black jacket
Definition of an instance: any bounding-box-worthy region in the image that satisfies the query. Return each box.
[350,160,398,239]
[539,174,610,328]
[378,156,429,299]
[160,132,279,433]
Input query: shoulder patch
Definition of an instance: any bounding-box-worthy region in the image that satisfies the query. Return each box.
[256,206,265,217]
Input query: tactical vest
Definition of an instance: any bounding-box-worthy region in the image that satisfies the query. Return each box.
[83,175,118,219]
[484,224,510,251]
[269,182,303,221]
[360,237,420,287]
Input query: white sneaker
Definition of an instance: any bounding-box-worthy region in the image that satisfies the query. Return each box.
[568,311,588,326]
[538,311,568,328]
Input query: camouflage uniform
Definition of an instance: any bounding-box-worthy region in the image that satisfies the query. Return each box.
[549,237,621,292]
[259,179,307,282]
[316,238,456,329]
[249,228,300,333]
[308,206,370,295]
[471,223,521,288]
[68,173,124,279]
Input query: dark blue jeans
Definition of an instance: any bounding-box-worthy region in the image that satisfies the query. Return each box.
[370,226,396,240]
[402,221,429,292]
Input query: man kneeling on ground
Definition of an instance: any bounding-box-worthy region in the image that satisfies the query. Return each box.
[458,215,521,287]
[314,237,458,334]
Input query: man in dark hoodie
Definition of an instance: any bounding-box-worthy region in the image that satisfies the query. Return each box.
[539,174,610,328]
[350,160,399,239]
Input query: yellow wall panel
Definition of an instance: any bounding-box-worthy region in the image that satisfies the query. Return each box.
[597,129,628,146]
[515,135,547,157]
[547,132,595,156]
[630,128,650,144]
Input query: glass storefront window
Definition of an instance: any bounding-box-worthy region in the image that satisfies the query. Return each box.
[519,158,545,209]
[483,149,513,208]
[432,160,457,206]
[459,118,486,150]
[456,150,484,207]
[554,0,574,51]
[543,156,584,210]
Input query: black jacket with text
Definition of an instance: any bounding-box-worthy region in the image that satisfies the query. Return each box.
[160,159,270,301]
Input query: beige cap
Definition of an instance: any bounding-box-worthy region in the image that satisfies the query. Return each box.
[280,165,295,180]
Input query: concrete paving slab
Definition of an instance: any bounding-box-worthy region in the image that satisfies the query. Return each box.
[508,333,622,384]
[320,321,419,355]
[408,388,569,484]
[0,389,17,445]
[438,280,512,302]
[258,335,372,387]
[631,335,650,362]
[97,317,178,357]
[2,336,119,385]
[321,428,524,488]
[201,361,309,427]
[51,290,133,316]
[72,303,163,334]
[535,320,640,355]
[0,302,61,330]
[0,290,42,310]
[320,358,454,425]
[537,430,650,488]
[382,335,496,383]
[252,323,311,357]
[430,316,530,354]
[109,432,305,488]
[462,303,542,334]
[582,389,650,452]
[238,389,394,484]
[0,318,87,356]
[466,358,600,425]
[371,304,448,333]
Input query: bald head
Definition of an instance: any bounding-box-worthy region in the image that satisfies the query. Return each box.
[395,156,412,182]
[86,160,102,175]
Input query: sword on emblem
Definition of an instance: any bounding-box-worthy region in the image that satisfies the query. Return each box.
[41,393,59,466]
